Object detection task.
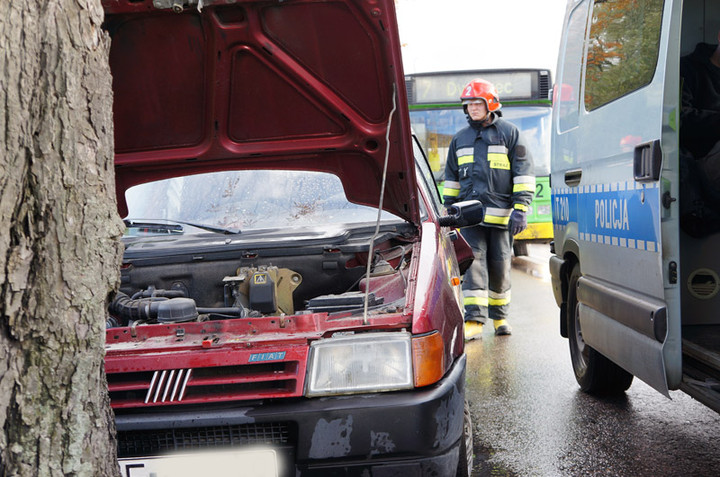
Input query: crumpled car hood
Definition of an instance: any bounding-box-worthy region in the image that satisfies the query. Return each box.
[103,0,419,224]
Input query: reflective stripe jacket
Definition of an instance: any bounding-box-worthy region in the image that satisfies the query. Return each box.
[443,114,535,228]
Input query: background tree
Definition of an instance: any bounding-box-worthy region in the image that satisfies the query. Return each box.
[0,1,123,475]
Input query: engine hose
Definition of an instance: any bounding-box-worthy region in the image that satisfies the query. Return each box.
[109,291,169,322]
[111,292,249,324]
[131,288,186,300]
[197,307,246,317]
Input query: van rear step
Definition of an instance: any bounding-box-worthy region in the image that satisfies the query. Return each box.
[681,336,720,413]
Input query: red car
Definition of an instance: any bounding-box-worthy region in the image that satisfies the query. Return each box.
[103,1,477,475]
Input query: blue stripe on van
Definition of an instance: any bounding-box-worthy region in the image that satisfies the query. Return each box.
[552,182,660,252]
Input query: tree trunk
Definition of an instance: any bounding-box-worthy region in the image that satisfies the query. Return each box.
[0,1,123,475]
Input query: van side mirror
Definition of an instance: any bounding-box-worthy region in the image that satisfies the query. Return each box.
[438,200,484,228]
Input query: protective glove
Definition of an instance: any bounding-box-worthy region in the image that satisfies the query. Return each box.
[509,209,527,236]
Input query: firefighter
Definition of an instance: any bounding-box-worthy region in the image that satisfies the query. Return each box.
[443,78,535,339]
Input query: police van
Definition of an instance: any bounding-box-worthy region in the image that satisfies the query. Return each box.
[550,0,720,412]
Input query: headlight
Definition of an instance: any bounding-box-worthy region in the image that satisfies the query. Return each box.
[305,332,413,397]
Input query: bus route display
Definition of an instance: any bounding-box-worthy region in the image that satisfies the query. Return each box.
[406,69,546,104]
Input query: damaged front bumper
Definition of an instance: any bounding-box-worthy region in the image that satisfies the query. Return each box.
[115,354,467,476]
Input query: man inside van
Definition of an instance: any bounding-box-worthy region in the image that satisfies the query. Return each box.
[679,31,720,236]
[443,79,535,340]
[680,31,720,159]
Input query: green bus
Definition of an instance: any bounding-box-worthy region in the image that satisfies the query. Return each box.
[405,69,553,255]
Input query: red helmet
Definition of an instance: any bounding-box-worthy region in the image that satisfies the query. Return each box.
[460,78,502,112]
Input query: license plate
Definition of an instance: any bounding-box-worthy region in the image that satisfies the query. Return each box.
[119,449,278,477]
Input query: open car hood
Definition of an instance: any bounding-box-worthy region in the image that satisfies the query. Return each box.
[104,0,419,224]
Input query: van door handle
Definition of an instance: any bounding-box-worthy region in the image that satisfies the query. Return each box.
[564,169,582,187]
[634,139,662,181]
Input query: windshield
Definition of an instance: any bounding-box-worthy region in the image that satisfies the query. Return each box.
[409,105,552,177]
[124,170,401,234]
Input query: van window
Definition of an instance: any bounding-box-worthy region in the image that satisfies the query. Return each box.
[584,0,664,111]
[557,0,590,132]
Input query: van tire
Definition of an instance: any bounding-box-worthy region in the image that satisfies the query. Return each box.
[513,242,528,256]
[567,264,633,394]
[456,398,474,477]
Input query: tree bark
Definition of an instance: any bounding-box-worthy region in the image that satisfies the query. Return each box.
[0,1,123,475]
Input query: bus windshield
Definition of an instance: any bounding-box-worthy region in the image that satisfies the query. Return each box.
[408,105,551,178]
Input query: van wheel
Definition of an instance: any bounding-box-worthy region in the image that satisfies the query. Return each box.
[567,264,633,394]
[513,242,528,256]
[456,398,474,477]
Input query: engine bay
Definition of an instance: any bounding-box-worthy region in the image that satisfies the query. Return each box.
[107,223,417,328]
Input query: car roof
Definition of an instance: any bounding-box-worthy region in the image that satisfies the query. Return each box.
[104,0,420,224]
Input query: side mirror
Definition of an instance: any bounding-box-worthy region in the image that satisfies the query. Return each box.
[438,200,484,228]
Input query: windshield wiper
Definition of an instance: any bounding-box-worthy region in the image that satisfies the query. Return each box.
[123,218,241,235]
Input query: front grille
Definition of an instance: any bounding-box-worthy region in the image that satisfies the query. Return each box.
[108,359,305,409]
[117,422,293,458]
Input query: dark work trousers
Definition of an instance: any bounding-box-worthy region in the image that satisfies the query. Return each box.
[459,224,513,323]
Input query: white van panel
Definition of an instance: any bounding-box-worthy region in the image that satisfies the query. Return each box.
[553,0,720,414]
[578,304,667,395]
[552,0,681,395]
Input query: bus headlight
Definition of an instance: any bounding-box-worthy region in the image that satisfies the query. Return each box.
[305,332,413,397]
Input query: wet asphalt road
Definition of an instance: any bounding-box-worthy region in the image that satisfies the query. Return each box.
[465,246,720,477]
